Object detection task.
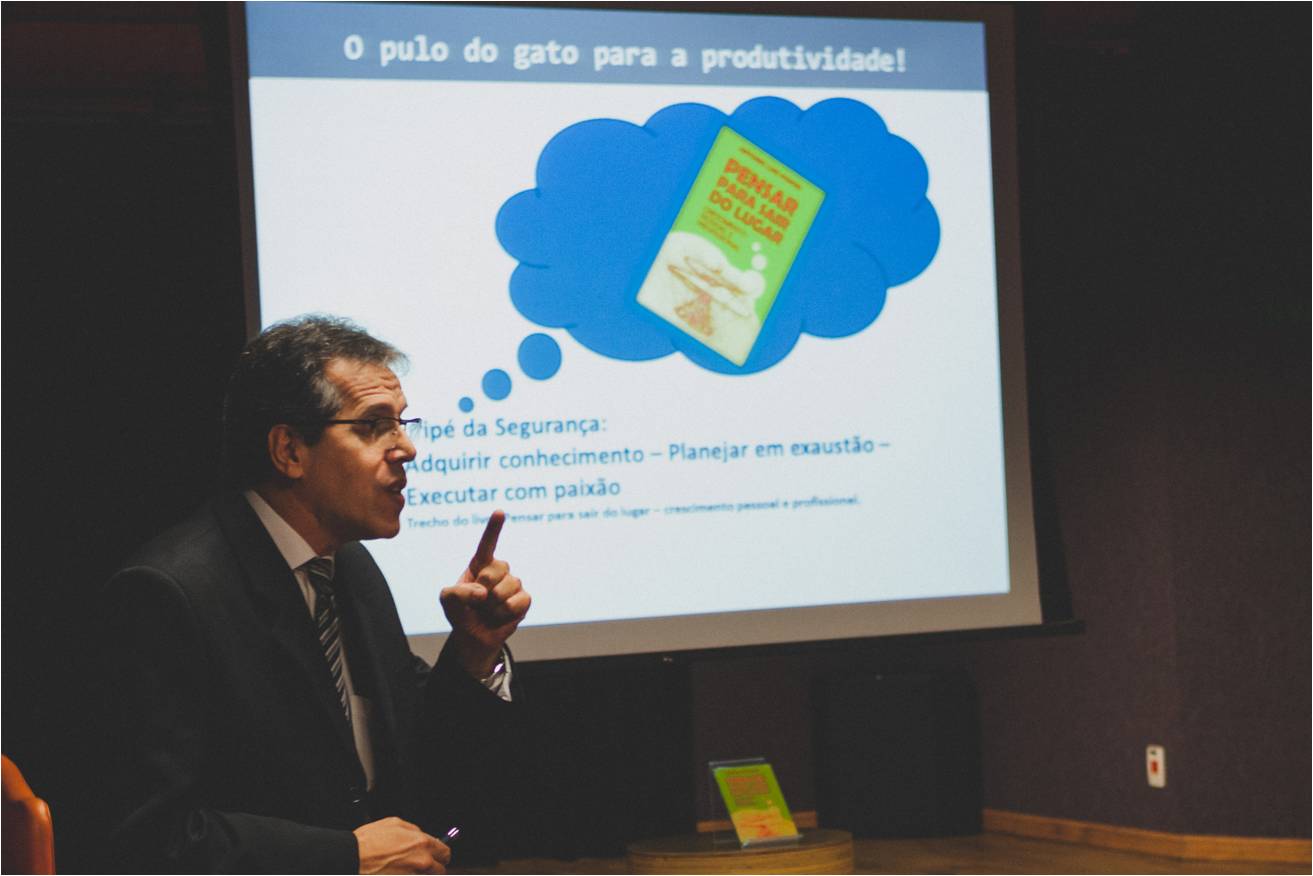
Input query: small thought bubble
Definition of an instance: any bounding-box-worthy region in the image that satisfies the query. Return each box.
[482,368,512,401]
[456,334,565,411]
[518,333,562,380]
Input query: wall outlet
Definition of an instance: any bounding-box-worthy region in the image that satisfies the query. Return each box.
[1146,744,1166,788]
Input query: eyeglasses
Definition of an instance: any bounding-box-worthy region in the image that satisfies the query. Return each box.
[319,416,421,442]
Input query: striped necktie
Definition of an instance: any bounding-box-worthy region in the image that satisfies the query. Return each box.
[302,557,352,725]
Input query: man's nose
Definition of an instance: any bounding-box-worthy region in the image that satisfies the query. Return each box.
[393,426,418,462]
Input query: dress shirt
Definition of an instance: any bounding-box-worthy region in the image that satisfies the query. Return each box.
[242,491,513,788]
[245,491,381,788]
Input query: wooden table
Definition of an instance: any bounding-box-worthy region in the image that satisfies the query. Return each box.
[627,828,854,874]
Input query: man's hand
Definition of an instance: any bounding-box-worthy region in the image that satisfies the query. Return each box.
[354,817,450,874]
[440,510,531,678]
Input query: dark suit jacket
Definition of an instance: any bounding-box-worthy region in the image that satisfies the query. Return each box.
[103,492,517,873]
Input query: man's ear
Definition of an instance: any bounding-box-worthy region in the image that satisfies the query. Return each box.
[267,424,308,480]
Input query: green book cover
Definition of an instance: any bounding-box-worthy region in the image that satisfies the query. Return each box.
[712,761,800,846]
[636,126,825,366]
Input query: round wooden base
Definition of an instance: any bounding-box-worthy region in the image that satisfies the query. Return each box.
[627,828,854,874]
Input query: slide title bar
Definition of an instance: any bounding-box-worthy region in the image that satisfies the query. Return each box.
[246,3,986,91]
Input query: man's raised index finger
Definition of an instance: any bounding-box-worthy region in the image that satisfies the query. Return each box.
[469,509,506,574]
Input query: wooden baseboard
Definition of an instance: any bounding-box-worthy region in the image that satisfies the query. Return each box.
[983,808,1312,864]
[698,808,1309,864]
[696,810,818,834]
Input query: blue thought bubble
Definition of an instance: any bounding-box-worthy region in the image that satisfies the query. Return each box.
[518,333,562,380]
[455,335,564,412]
[482,369,512,401]
[495,97,940,375]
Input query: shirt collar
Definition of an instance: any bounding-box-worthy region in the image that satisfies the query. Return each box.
[243,489,329,572]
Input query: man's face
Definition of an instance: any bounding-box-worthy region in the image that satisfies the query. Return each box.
[297,358,416,548]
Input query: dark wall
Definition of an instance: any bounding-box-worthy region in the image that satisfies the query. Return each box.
[3,5,248,869]
[3,3,1308,869]
[970,6,1309,837]
[1147,8,1309,835]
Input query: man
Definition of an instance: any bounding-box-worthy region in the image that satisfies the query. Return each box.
[104,316,530,873]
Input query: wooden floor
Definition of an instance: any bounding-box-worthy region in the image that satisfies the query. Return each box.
[474,832,1312,875]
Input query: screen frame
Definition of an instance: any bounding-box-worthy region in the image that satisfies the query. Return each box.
[229,2,1059,666]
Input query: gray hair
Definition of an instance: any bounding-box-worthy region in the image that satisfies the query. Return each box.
[221,315,407,488]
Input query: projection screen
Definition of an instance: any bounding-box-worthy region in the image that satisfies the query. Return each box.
[236,2,1039,662]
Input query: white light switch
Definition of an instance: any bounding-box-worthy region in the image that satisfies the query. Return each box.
[1146,744,1166,788]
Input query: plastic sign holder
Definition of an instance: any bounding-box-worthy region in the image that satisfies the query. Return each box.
[708,757,801,848]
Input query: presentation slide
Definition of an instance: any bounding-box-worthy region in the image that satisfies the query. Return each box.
[242,3,1040,660]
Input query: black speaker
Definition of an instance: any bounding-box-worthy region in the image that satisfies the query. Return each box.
[813,670,982,837]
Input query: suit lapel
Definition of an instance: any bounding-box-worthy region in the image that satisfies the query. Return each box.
[212,493,362,768]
